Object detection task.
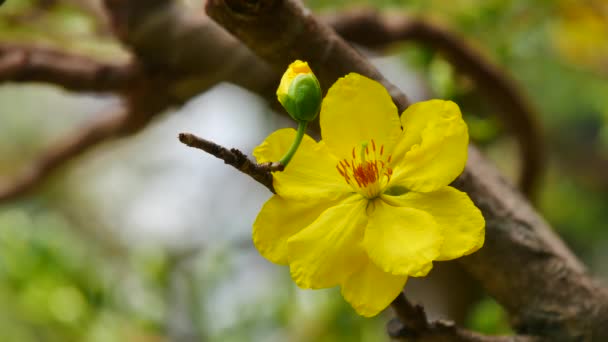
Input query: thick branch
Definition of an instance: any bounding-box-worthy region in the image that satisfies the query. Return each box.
[0,44,139,92]
[102,0,277,103]
[205,0,408,109]
[454,148,608,340]
[205,1,608,340]
[328,11,544,197]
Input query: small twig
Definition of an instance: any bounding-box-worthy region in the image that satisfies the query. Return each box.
[178,132,281,193]
[391,293,430,333]
[0,44,139,93]
[389,293,541,341]
[387,318,540,342]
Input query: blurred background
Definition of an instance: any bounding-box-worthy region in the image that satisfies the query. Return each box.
[1,0,607,341]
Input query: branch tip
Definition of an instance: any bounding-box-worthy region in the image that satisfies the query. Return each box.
[178,132,276,192]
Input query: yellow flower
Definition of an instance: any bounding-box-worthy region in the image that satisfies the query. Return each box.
[253,73,485,317]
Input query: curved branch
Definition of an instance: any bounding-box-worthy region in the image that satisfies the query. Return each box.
[205,0,409,109]
[0,107,129,202]
[0,44,139,92]
[204,1,608,340]
[0,67,176,202]
[328,11,544,198]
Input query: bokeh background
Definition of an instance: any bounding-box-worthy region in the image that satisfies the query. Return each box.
[1,0,607,341]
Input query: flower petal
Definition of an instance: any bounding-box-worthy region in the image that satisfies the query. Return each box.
[390,100,468,193]
[341,258,407,317]
[364,199,442,276]
[287,197,368,289]
[320,73,402,160]
[382,187,485,261]
[254,128,351,199]
[253,194,348,265]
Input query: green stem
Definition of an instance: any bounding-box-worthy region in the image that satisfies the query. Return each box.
[279,120,308,167]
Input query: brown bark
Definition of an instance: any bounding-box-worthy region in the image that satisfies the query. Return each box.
[0,44,139,92]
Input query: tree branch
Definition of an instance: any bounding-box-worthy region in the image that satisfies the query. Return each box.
[178,132,280,192]
[0,107,129,202]
[102,0,278,103]
[204,0,608,340]
[387,317,539,342]
[0,0,277,202]
[389,294,541,341]
[205,0,408,109]
[327,11,544,198]
[0,44,139,93]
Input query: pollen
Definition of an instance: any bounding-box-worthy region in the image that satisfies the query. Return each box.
[336,139,393,198]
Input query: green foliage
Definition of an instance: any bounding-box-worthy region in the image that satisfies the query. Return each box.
[466,297,511,335]
[0,206,167,341]
[0,0,125,60]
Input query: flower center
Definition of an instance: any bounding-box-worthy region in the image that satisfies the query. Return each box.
[336,139,393,199]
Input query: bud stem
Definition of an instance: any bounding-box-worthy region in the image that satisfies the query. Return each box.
[279,120,308,167]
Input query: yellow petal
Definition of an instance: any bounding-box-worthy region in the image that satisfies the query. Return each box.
[382,187,485,261]
[254,128,351,199]
[341,258,407,317]
[253,194,348,265]
[364,199,442,276]
[390,100,468,193]
[320,73,401,160]
[287,196,367,289]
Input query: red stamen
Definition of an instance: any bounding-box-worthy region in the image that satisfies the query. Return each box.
[336,142,393,197]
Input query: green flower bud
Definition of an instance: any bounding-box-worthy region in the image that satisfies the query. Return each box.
[277,60,322,122]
